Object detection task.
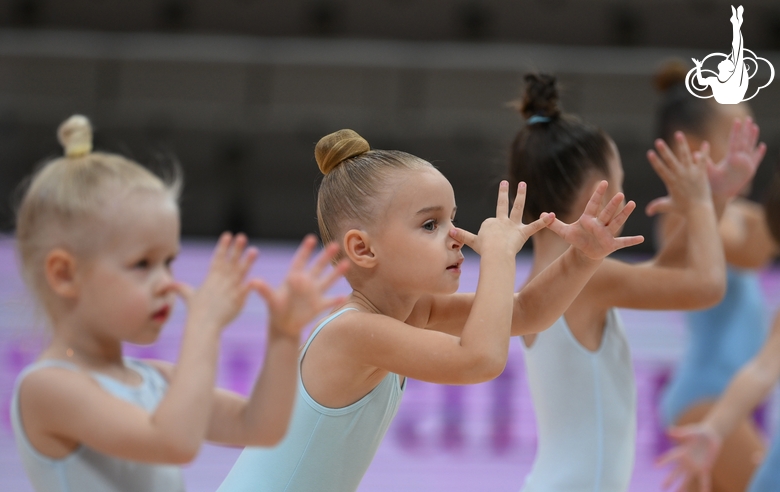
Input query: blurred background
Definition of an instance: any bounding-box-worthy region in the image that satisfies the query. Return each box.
[1,1,780,491]
[0,0,778,245]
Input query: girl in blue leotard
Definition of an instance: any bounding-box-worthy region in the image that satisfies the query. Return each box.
[654,61,773,492]
[659,169,780,492]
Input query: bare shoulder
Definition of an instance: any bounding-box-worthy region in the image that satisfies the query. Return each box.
[19,363,98,403]
[17,364,102,434]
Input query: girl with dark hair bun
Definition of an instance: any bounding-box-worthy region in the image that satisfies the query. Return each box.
[505,73,756,491]
[650,58,773,492]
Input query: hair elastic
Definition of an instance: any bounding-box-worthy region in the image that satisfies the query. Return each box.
[527,115,551,125]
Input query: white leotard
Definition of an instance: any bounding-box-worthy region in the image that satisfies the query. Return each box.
[521,309,636,492]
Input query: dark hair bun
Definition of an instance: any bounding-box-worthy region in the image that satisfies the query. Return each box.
[519,73,561,120]
[315,129,370,175]
[654,59,689,93]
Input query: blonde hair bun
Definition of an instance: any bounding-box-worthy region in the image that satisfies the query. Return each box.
[58,115,93,158]
[315,129,370,174]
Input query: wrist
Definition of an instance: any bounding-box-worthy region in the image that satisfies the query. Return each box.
[267,322,303,344]
[569,245,604,265]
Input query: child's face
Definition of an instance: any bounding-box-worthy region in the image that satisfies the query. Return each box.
[75,193,180,345]
[370,167,464,295]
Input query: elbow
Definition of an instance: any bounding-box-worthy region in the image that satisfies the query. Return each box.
[684,270,726,310]
[463,352,507,384]
[160,439,201,465]
[699,272,727,308]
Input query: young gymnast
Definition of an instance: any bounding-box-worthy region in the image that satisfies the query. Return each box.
[506,73,747,492]
[11,115,348,492]
[655,61,772,492]
[658,168,780,492]
[218,128,643,491]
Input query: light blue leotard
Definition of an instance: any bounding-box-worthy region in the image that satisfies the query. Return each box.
[218,308,406,492]
[11,358,184,492]
[660,268,768,427]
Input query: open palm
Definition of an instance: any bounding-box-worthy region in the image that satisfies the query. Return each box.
[251,235,349,339]
[657,424,722,492]
[707,116,766,198]
[548,181,644,260]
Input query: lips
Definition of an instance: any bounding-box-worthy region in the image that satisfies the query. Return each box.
[151,305,171,322]
[447,258,464,271]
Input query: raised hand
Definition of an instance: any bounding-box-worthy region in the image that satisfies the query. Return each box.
[656,424,722,492]
[706,117,766,198]
[645,131,712,217]
[547,181,644,259]
[173,232,258,330]
[450,181,553,256]
[250,235,349,340]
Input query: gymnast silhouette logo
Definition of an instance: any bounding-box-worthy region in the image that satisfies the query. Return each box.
[686,5,774,104]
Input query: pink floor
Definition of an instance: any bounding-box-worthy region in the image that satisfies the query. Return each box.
[2,237,780,491]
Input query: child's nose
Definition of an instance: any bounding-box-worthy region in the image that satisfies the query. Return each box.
[157,269,176,294]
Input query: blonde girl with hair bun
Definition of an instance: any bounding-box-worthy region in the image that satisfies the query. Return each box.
[11,115,349,492]
[219,128,643,491]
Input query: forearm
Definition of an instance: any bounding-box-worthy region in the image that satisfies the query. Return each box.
[654,195,729,268]
[684,200,726,298]
[512,247,601,335]
[151,319,221,460]
[236,332,300,446]
[460,249,516,374]
[705,360,775,439]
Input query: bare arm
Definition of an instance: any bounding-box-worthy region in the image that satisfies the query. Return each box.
[588,133,726,311]
[205,237,348,447]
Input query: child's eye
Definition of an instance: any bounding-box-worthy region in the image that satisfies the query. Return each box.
[164,256,176,269]
[422,219,438,231]
[134,259,150,269]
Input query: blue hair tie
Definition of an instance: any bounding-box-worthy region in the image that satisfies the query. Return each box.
[527,115,551,125]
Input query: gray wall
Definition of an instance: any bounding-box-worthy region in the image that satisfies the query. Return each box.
[1,30,779,251]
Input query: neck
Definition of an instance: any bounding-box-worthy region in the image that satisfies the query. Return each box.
[347,282,421,322]
[45,314,125,369]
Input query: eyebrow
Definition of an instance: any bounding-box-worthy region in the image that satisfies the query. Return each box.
[416,206,457,217]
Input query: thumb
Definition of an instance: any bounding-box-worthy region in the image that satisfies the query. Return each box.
[249,278,275,305]
[646,196,674,216]
[546,216,569,239]
[450,227,477,248]
[170,281,195,304]
[523,212,554,238]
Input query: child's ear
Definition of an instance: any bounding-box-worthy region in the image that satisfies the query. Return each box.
[44,248,80,299]
[343,229,376,268]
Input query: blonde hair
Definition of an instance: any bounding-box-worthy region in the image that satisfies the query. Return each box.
[315,129,433,245]
[15,115,181,307]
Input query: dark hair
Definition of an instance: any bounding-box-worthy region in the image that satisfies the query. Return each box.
[654,59,715,143]
[508,73,612,222]
[763,163,780,245]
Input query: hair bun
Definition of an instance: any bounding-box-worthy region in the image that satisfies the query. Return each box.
[58,115,93,158]
[518,73,561,120]
[315,129,370,174]
[654,59,689,93]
